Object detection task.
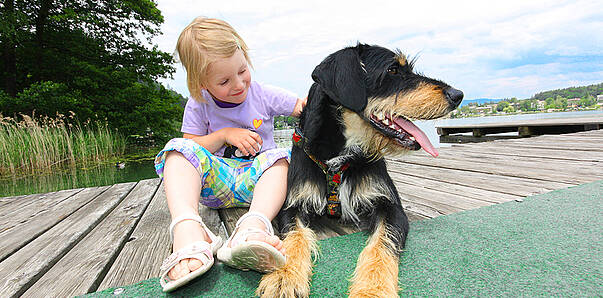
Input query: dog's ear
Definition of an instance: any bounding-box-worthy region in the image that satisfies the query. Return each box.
[311,47,367,113]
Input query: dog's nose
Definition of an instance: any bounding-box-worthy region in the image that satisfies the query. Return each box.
[444,87,464,107]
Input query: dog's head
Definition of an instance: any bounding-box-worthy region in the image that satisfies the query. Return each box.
[311,43,463,158]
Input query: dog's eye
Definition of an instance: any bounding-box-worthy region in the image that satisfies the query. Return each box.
[387,66,399,75]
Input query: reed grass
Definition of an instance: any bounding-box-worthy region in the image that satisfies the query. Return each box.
[0,113,126,176]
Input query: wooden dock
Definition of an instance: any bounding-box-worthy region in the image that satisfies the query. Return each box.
[1,129,602,297]
[437,115,603,138]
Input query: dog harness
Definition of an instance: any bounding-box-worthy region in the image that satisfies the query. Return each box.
[292,127,349,217]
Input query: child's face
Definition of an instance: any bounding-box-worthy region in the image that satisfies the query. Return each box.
[204,49,251,104]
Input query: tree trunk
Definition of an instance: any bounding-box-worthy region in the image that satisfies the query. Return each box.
[34,0,52,82]
[2,0,17,96]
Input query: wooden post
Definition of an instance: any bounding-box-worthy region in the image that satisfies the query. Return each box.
[584,124,599,131]
[518,126,533,137]
[472,129,483,137]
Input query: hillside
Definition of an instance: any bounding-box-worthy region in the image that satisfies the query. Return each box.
[460,98,503,107]
[532,83,603,101]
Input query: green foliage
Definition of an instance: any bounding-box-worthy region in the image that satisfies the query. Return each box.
[274,115,298,129]
[502,105,515,113]
[520,99,538,112]
[0,81,83,116]
[0,113,126,176]
[578,95,596,107]
[0,0,184,144]
[496,101,509,112]
[532,83,603,101]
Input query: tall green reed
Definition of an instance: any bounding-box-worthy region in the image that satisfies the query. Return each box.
[0,113,126,176]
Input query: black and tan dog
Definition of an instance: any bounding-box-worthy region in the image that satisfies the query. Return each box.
[257,43,463,297]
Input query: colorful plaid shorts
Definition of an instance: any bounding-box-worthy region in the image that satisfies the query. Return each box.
[154,138,290,209]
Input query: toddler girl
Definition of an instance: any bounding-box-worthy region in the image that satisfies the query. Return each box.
[154,17,305,292]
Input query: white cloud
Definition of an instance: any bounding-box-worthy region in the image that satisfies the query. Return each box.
[155,0,603,100]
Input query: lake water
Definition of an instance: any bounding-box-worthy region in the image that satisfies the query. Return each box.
[0,159,158,197]
[2,110,601,197]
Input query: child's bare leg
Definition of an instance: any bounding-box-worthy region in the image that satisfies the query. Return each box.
[230,158,288,253]
[163,151,213,280]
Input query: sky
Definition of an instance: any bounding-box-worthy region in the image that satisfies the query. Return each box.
[154,0,603,102]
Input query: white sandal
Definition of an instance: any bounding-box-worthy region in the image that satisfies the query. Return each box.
[217,211,286,273]
[160,214,223,292]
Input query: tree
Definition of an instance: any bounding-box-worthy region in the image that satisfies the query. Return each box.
[496,101,510,112]
[503,106,515,113]
[578,95,595,107]
[0,0,183,142]
[553,96,568,110]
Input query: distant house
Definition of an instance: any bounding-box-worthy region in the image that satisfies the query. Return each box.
[597,94,603,103]
[567,97,581,107]
[475,106,491,115]
[537,100,545,110]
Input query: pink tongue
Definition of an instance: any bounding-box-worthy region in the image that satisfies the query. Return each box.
[393,117,439,157]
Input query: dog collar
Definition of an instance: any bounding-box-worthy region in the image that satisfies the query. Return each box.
[292,127,349,217]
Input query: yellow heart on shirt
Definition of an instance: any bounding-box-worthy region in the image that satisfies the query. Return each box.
[253,119,263,129]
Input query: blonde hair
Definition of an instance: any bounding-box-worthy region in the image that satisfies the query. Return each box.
[175,17,252,102]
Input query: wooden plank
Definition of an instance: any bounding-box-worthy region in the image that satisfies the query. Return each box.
[481,141,603,151]
[0,194,28,207]
[473,132,603,151]
[448,151,603,179]
[0,188,82,221]
[392,151,601,184]
[219,207,249,236]
[0,186,109,262]
[98,179,228,291]
[448,145,603,163]
[386,161,572,197]
[397,186,464,215]
[199,202,230,241]
[441,128,603,147]
[405,209,430,222]
[499,130,603,140]
[0,182,136,298]
[436,116,603,130]
[96,179,167,291]
[394,179,497,210]
[23,179,158,297]
[398,193,450,218]
[389,171,520,204]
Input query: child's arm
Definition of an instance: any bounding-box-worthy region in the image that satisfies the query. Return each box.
[290,97,307,117]
[184,128,263,156]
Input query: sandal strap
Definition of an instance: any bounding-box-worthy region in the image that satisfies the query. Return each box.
[160,241,213,282]
[226,211,275,246]
[169,214,218,242]
[235,211,275,235]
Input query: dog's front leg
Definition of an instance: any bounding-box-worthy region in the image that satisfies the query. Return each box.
[348,219,400,297]
[256,217,318,297]
[348,203,408,297]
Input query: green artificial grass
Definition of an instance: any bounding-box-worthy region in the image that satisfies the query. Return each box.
[87,180,602,297]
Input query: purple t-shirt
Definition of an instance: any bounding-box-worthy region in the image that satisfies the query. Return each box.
[181,81,298,157]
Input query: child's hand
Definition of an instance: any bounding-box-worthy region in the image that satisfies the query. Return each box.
[222,128,263,156]
[291,97,307,117]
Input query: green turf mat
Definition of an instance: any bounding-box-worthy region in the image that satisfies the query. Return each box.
[87,180,602,297]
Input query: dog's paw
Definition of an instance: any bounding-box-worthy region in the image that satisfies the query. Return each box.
[256,267,310,298]
[349,282,399,298]
[325,155,349,172]
[326,145,365,172]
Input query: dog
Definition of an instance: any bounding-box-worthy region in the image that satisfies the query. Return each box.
[257,43,463,297]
